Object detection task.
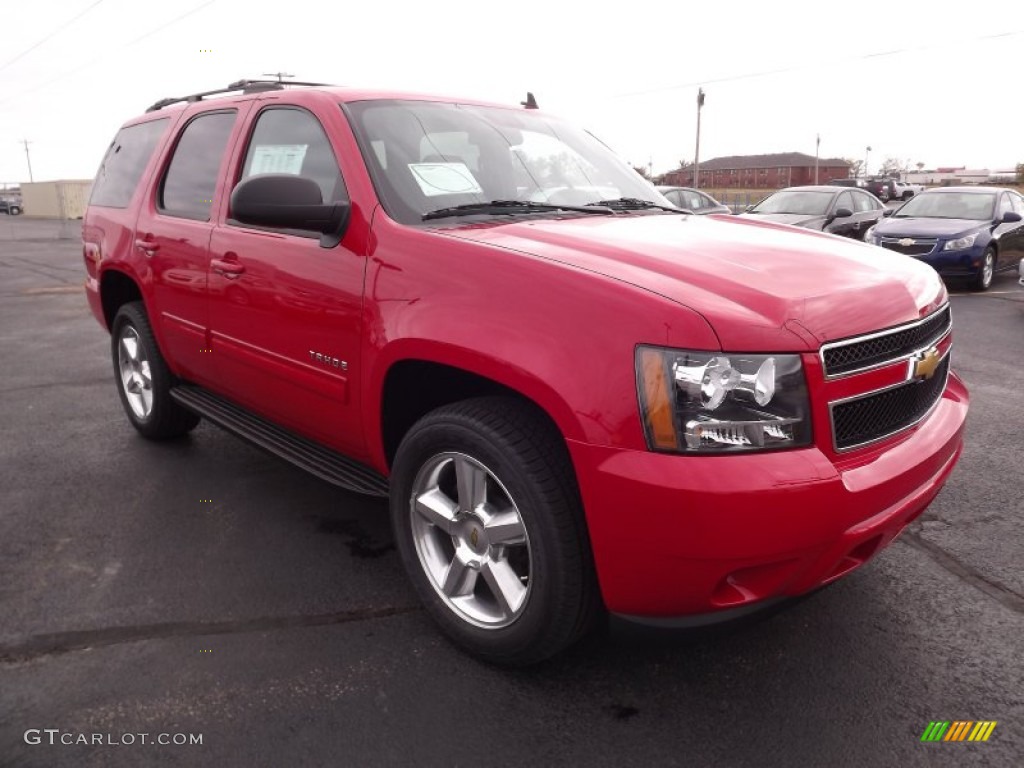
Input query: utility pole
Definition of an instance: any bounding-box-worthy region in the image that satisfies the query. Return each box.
[815,134,820,184]
[21,139,34,182]
[864,145,872,179]
[693,87,705,189]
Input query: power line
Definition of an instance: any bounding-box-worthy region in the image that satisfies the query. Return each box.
[0,1,217,108]
[0,0,106,74]
[614,28,1024,98]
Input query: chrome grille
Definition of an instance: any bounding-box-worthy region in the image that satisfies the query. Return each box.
[821,305,951,378]
[879,237,937,256]
[831,355,950,450]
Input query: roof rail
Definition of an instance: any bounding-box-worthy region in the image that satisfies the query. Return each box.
[145,79,335,112]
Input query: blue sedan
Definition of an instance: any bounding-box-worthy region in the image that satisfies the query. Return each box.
[865,186,1024,290]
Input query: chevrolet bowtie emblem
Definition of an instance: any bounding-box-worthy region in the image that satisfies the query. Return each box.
[898,238,915,247]
[913,346,941,380]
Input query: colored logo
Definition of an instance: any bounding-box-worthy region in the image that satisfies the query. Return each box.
[912,346,941,380]
[920,721,997,742]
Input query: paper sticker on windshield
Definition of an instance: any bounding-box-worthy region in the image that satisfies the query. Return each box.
[409,162,483,197]
[249,144,308,175]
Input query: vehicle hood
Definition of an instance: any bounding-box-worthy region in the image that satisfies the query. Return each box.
[432,213,946,351]
[876,217,984,238]
[737,212,825,229]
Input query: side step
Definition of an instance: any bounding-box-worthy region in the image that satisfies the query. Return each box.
[170,385,389,498]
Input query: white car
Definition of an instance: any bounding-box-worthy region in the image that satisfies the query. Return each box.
[892,181,923,201]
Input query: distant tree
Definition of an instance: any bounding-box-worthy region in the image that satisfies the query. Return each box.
[1017,162,1024,184]
[633,166,651,180]
[846,159,863,178]
[879,156,902,177]
[916,162,925,172]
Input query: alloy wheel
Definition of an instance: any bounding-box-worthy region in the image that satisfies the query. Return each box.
[409,452,532,628]
[117,325,153,419]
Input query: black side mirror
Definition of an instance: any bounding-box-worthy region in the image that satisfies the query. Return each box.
[832,207,853,219]
[883,208,895,217]
[999,211,1022,224]
[231,174,350,248]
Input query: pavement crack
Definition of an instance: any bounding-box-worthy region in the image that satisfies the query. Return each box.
[0,604,422,664]
[897,531,1024,614]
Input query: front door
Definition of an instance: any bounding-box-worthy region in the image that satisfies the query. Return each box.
[206,105,368,458]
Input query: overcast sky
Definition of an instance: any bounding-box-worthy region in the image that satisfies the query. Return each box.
[1,0,1022,185]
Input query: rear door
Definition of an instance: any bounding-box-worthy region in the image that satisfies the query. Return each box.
[205,102,369,457]
[133,107,246,383]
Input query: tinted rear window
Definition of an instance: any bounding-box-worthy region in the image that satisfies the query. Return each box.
[90,119,169,208]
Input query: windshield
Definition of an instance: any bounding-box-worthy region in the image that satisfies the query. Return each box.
[749,190,833,216]
[894,192,996,220]
[344,99,668,224]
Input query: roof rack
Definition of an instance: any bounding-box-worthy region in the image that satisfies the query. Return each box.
[145,79,335,113]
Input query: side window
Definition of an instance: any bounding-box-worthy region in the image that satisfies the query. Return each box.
[160,111,236,220]
[1012,193,1024,214]
[853,190,877,212]
[90,119,169,208]
[664,190,683,207]
[835,191,854,212]
[238,108,346,206]
[996,193,1013,217]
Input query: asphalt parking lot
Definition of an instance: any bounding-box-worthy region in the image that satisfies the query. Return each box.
[1,219,1022,767]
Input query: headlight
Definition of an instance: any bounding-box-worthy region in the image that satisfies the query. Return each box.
[636,346,812,453]
[943,233,978,251]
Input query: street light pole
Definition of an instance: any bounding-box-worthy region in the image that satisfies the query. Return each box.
[815,134,820,184]
[693,87,704,189]
[21,139,34,182]
[864,145,872,179]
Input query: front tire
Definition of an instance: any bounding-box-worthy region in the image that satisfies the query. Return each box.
[972,247,996,291]
[110,301,200,439]
[390,397,598,665]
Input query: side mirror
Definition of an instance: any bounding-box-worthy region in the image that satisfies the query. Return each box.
[231,174,350,247]
[1000,211,1022,224]
[832,207,853,219]
[883,208,895,217]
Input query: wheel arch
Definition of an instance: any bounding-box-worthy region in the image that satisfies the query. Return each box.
[373,344,585,471]
[99,267,145,330]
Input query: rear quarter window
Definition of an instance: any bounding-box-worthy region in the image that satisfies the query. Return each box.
[90,119,170,208]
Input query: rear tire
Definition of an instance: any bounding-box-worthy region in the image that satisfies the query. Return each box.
[389,397,598,665]
[110,301,200,439]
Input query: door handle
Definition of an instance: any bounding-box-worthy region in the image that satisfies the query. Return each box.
[211,257,245,279]
[134,238,159,256]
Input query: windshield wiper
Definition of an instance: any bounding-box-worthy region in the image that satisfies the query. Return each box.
[587,198,687,213]
[422,200,613,221]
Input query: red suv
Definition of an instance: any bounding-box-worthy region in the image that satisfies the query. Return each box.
[83,80,968,664]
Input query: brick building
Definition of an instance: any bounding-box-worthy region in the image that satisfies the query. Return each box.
[660,152,851,189]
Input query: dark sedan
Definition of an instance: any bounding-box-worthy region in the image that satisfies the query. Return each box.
[656,186,731,214]
[738,185,885,239]
[865,187,1024,291]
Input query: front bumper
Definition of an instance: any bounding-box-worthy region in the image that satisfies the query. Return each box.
[568,372,968,620]
[917,244,986,278]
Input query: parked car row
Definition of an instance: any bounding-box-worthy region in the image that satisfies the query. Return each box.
[663,179,1024,292]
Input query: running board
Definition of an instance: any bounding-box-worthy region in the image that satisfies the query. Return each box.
[170,385,389,498]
